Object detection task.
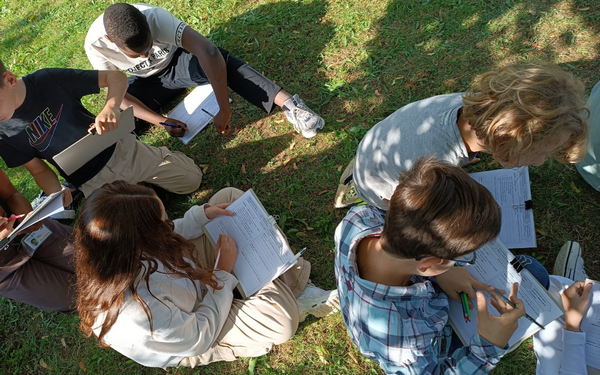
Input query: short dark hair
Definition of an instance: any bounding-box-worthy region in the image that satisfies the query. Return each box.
[103,3,151,49]
[0,58,6,88]
[381,157,501,260]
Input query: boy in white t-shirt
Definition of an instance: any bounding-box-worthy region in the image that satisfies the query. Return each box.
[85,3,324,138]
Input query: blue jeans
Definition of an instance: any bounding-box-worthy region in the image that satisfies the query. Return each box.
[448,254,550,352]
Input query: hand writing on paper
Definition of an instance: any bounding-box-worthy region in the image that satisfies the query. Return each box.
[162,118,188,137]
[436,266,499,308]
[0,215,16,242]
[204,203,234,220]
[477,283,526,348]
[563,281,593,332]
[214,233,238,273]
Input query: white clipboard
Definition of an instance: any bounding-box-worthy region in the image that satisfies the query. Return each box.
[52,107,135,175]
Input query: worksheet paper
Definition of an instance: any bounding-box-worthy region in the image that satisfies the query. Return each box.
[448,239,563,349]
[0,189,65,249]
[168,85,225,144]
[581,279,600,371]
[470,167,536,248]
[203,189,296,297]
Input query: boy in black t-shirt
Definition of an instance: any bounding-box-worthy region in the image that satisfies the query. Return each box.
[0,58,202,199]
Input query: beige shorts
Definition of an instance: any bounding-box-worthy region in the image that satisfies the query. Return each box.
[80,134,202,197]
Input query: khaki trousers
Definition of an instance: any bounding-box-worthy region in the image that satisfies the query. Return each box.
[80,134,202,197]
[179,188,310,367]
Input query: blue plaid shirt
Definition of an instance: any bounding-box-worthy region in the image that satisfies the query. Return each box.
[334,206,506,375]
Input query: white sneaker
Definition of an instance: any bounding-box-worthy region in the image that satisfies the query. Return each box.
[553,241,588,281]
[297,281,340,322]
[282,94,324,138]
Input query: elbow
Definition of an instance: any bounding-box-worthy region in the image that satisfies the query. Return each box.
[205,43,220,58]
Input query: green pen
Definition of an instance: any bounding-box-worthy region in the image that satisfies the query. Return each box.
[459,292,471,322]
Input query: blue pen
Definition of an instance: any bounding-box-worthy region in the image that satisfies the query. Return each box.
[159,122,181,129]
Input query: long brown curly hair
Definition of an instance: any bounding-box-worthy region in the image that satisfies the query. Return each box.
[462,62,589,165]
[74,181,219,346]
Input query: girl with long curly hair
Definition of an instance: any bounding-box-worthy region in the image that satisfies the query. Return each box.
[74,181,338,368]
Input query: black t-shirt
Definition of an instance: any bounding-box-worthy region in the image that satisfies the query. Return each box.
[0,69,115,187]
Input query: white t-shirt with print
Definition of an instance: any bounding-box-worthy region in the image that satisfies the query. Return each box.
[85,3,187,78]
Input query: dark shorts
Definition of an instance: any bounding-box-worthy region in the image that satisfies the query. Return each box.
[127,47,282,116]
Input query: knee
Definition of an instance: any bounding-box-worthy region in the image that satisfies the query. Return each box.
[213,187,244,203]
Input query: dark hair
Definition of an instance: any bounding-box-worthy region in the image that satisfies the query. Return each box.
[381,157,501,260]
[103,3,151,49]
[462,62,589,165]
[0,58,6,88]
[75,181,219,346]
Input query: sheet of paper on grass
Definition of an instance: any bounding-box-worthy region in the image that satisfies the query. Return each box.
[168,85,231,144]
[581,279,600,372]
[0,188,65,248]
[202,189,298,298]
[470,167,536,248]
[448,238,564,350]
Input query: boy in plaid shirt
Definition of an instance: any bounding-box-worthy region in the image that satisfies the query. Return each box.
[334,157,526,374]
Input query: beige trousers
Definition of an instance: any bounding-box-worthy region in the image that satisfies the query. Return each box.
[179,188,310,367]
[80,134,202,197]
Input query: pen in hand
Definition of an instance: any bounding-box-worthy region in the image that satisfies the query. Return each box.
[460,292,471,322]
[6,214,25,221]
[159,122,182,129]
[491,289,544,330]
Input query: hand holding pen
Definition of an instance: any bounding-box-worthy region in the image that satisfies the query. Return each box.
[159,118,188,137]
[476,283,526,348]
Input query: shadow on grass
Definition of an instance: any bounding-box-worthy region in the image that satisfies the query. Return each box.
[202,0,336,131]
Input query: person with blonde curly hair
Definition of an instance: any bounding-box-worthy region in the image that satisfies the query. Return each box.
[336,63,589,209]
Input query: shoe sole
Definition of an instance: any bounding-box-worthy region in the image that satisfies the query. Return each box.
[553,241,581,280]
[298,290,340,322]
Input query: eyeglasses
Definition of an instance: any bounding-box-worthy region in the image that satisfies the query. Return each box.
[415,251,477,266]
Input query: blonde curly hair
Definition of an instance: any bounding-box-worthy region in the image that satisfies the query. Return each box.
[462,63,589,165]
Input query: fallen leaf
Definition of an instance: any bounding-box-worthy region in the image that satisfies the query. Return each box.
[306,227,314,231]
[29,15,35,22]
[79,360,86,370]
[223,156,227,164]
[39,359,51,370]
[241,163,246,174]
[337,165,344,172]
[578,7,590,11]
[283,157,293,165]
[368,104,377,113]
[316,345,330,365]
[570,181,581,193]
[392,76,404,85]
[289,141,296,152]
[34,312,41,318]
[374,89,381,96]
[535,228,548,236]
[288,201,293,210]
[61,338,67,348]
[318,190,330,195]
[404,84,417,88]
[349,353,359,365]
[293,162,298,170]
[336,119,345,123]
[426,52,435,56]
[296,232,307,237]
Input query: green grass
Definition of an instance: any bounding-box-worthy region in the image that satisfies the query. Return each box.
[1,0,600,373]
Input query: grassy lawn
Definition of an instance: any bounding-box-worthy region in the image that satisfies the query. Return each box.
[1,0,600,373]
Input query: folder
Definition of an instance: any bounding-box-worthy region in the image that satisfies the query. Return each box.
[52,107,135,176]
